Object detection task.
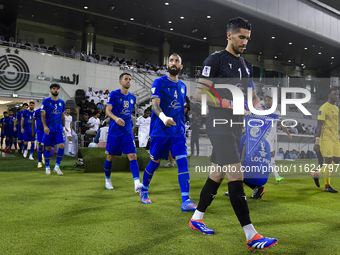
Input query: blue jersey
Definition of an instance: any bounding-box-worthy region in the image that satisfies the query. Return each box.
[107,89,136,136]
[150,75,187,138]
[0,118,4,128]
[41,97,65,133]
[3,116,15,131]
[15,111,22,129]
[21,110,35,132]
[33,109,44,132]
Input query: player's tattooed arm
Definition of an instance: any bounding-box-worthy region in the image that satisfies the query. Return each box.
[151,98,162,116]
[152,98,176,127]
[105,104,125,126]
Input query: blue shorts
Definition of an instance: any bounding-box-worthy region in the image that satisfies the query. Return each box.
[17,129,24,140]
[43,132,65,147]
[243,171,269,186]
[4,129,14,138]
[106,133,136,156]
[24,130,35,142]
[150,135,187,161]
[36,131,44,144]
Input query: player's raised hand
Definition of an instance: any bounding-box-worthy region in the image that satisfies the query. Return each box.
[116,118,125,127]
[44,126,50,135]
[165,118,176,127]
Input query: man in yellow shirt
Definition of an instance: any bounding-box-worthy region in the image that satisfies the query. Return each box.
[312,88,339,193]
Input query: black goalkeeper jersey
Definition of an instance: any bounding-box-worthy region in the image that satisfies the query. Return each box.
[200,50,254,139]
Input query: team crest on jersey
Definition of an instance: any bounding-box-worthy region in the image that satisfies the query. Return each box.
[202,66,211,77]
[181,88,184,94]
[250,127,261,137]
[246,68,250,75]
[318,111,322,115]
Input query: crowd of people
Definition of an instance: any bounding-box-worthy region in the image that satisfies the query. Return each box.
[0,36,190,80]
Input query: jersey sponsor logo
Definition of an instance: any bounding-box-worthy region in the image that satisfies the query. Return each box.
[259,141,267,157]
[202,66,211,77]
[169,100,181,109]
[120,108,130,115]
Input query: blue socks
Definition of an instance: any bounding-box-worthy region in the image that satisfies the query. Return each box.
[142,160,160,192]
[104,160,113,179]
[38,146,43,163]
[177,156,190,202]
[44,150,51,168]
[55,148,64,166]
[24,143,28,151]
[130,159,140,181]
[30,143,34,155]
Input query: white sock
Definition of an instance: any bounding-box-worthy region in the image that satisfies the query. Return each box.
[271,158,280,179]
[192,210,204,220]
[243,223,258,241]
[134,179,141,187]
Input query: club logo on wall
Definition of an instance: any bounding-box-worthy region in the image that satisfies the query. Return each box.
[0,49,30,91]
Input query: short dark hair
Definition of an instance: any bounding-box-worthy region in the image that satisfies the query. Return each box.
[65,107,70,110]
[50,83,60,89]
[328,87,339,95]
[119,72,131,80]
[227,17,252,33]
[144,109,151,113]
[29,101,35,105]
[3,111,8,114]
[22,103,28,107]
[265,95,272,100]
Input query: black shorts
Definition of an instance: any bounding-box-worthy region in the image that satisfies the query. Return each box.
[209,135,240,166]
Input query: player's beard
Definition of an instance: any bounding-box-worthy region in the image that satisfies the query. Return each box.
[167,66,180,76]
[52,91,59,96]
[232,43,244,55]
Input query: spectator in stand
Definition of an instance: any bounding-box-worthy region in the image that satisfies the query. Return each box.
[88,111,101,131]
[182,72,189,80]
[70,46,76,57]
[89,99,97,111]
[79,114,90,135]
[277,148,284,159]
[97,100,106,118]
[0,36,7,44]
[289,122,298,134]
[139,65,147,73]
[301,123,307,134]
[9,37,15,47]
[110,59,120,66]
[79,99,89,116]
[40,45,47,53]
[85,87,96,101]
[307,124,313,135]
[94,118,110,144]
[285,149,300,159]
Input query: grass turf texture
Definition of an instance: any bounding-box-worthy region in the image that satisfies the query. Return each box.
[1,153,340,254]
[79,147,150,173]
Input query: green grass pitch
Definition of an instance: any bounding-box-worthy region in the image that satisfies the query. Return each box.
[1,152,340,254]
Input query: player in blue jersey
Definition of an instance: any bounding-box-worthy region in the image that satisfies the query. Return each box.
[3,110,16,152]
[14,103,28,153]
[104,73,143,192]
[32,108,45,168]
[139,53,197,211]
[41,83,66,176]
[0,111,8,149]
[21,101,36,160]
